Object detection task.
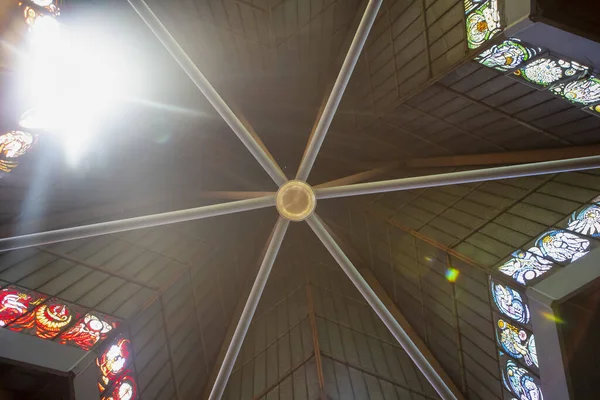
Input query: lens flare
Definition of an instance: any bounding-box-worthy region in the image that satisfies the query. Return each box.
[445,268,460,283]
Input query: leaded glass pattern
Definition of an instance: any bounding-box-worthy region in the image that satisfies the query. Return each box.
[475,39,543,72]
[57,311,119,350]
[498,250,555,286]
[490,279,530,325]
[513,56,588,89]
[496,318,538,369]
[568,203,600,237]
[550,76,600,106]
[501,357,544,400]
[533,229,590,264]
[0,286,46,327]
[465,0,501,49]
[97,336,135,396]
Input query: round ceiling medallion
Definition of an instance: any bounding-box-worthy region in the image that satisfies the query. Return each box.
[276,180,316,222]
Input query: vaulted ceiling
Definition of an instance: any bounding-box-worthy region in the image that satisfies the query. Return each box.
[1,0,600,399]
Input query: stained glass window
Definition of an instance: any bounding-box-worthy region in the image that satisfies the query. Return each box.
[8,298,85,339]
[475,39,543,72]
[533,229,590,264]
[498,249,555,285]
[550,76,600,106]
[0,287,47,327]
[97,336,134,394]
[496,318,538,369]
[57,312,119,351]
[0,131,36,159]
[100,375,137,400]
[502,358,543,400]
[568,203,600,237]
[465,0,501,49]
[490,280,530,325]
[464,0,487,14]
[513,56,589,89]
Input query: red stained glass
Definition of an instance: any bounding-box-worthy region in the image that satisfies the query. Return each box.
[97,336,133,393]
[57,312,119,351]
[8,297,85,339]
[100,375,137,400]
[0,287,46,327]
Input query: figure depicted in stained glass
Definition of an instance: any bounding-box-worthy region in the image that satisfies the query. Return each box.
[475,39,542,72]
[8,299,83,339]
[0,288,45,326]
[514,57,588,89]
[100,375,137,400]
[57,312,118,350]
[551,76,600,106]
[498,250,554,285]
[491,280,530,324]
[568,204,600,237]
[466,0,501,49]
[533,230,589,263]
[98,337,132,393]
[497,319,538,368]
[503,359,543,400]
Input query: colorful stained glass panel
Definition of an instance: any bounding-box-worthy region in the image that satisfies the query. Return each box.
[568,203,600,238]
[550,76,600,106]
[0,131,36,159]
[513,56,588,89]
[8,297,85,339]
[466,0,501,49]
[496,317,538,369]
[533,229,590,264]
[475,39,543,72]
[0,286,47,327]
[501,357,543,400]
[490,279,530,325]
[97,336,133,394]
[100,375,137,400]
[497,249,555,286]
[57,312,119,351]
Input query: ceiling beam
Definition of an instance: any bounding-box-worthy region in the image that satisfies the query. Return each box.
[318,216,465,400]
[315,160,403,188]
[406,145,600,168]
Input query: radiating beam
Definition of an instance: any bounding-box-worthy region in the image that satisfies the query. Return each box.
[209,217,289,400]
[197,191,276,200]
[126,0,287,186]
[306,214,457,400]
[0,196,276,252]
[406,145,600,169]
[315,155,600,199]
[315,161,403,188]
[295,0,383,181]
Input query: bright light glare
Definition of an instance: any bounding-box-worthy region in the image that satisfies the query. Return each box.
[33,0,54,6]
[22,16,131,166]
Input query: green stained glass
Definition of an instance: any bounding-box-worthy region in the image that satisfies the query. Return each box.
[466,0,501,50]
[550,76,600,106]
[475,39,543,72]
[513,57,588,89]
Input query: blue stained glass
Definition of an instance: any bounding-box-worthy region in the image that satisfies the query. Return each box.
[496,319,538,368]
[503,359,543,400]
[491,280,530,324]
[534,229,589,263]
[568,204,600,237]
[498,250,554,285]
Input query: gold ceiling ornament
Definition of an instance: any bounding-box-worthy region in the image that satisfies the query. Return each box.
[276,180,316,222]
